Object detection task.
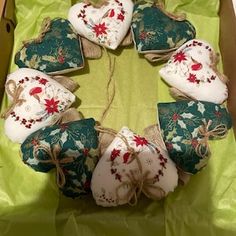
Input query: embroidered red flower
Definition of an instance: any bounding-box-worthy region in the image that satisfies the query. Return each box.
[117,13,124,21]
[110,148,120,161]
[214,111,222,117]
[172,113,180,122]
[93,22,107,37]
[187,73,197,83]
[39,78,48,85]
[191,57,202,71]
[133,135,148,147]
[173,51,187,63]
[44,98,59,114]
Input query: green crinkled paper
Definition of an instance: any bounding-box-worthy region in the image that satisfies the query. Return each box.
[0,0,236,236]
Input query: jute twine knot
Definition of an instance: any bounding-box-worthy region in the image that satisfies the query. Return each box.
[1,80,26,119]
[23,17,51,45]
[33,144,75,188]
[95,125,166,206]
[209,51,229,84]
[196,120,228,158]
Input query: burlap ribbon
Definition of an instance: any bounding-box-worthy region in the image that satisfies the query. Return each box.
[209,51,229,84]
[196,120,228,158]
[95,125,166,206]
[169,87,195,101]
[1,80,26,119]
[51,75,79,92]
[145,49,177,63]
[33,144,75,188]
[23,17,51,45]
[81,37,102,59]
[83,0,109,8]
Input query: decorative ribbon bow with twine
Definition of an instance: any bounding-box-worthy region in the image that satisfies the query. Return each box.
[1,80,26,119]
[33,144,75,188]
[95,125,166,206]
[195,120,228,158]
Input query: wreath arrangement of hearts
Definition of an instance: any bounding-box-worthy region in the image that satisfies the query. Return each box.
[1,0,232,207]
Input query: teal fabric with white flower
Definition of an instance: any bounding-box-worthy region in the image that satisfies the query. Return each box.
[158,101,232,174]
[21,118,99,197]
[131,1,196,53]
[15,18,84,74]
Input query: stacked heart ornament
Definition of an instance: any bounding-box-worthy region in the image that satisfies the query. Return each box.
[159,39,228,104]
[68,0,134,49]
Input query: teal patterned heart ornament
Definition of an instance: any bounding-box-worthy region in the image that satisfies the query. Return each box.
[21,118,99,198]
[131,1,196,53]
[158,101,232,174]
[15,18,84,75]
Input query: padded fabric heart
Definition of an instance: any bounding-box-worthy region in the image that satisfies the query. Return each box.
[158,101,232,174]
[3,68,76,143]
[15,18,84,75]
[91,127,178,207]
[21,118,99,198]
[159,39,228,104]
[68,0,134,50]
[131,1,196,53]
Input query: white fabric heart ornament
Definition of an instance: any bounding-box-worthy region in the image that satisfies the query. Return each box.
[91,127,178,207]
[159,39,228,104]
[3,68,75,143]
[68,0,133,50]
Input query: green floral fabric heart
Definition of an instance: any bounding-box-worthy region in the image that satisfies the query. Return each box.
[131,1,196,53]
[158,101,232,174]
[15,18,84,74]
[21,118,99,198]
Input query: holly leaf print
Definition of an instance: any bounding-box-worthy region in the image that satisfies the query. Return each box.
[172,136,182,142]
[192,127,200,138]
[187,101,195,107]
[50,129,60,136]
[177,120,187,129]
[181,113,194,119]
[197,102,205,114]
[61,132,68,145]
[173,143,182,151]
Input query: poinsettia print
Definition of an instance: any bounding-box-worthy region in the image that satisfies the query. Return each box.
[91,127,178,207]
[68,0,133,49]
[44,98,60,114]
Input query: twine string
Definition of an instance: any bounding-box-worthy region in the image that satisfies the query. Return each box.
[195,120,228,158]
[23,17,51,45]
[33,144,75,188]
[1,80,26,119]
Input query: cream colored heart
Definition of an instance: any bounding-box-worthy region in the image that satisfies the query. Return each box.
[68,0,133,50]
[91,127,178,207]
[3,68,75,143]
[159,39,228,104]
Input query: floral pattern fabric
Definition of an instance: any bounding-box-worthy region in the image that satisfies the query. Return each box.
[131,1,196,53]
[68,0,134,50]
[4,68,75,143]
[158,101,232,174]
[21,118,99,198]
[159,39,228,104]
[15,18,84,74]
[91,127,178,207]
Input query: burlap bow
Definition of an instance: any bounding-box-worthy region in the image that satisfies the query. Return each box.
[33,144,75,188]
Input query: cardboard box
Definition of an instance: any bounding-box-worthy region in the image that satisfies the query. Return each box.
[0,0,15,102]
[0,0,235,135]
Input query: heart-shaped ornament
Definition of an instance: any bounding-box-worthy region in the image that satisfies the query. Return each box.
[21,118,99,198]
[131,1,196,54]
[91,127,178,207]
[159,39,228,104]
[68,0,134,50]
[15,18,84,75]
[2,68,76,143]
[158,101,232,174]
